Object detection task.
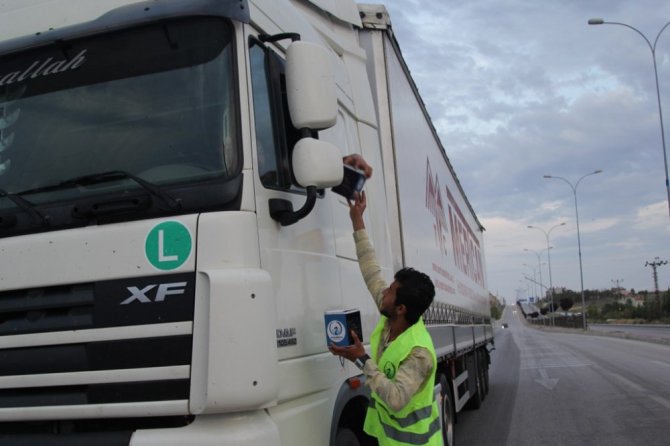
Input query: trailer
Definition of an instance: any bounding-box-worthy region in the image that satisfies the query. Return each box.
[0,1,492,444]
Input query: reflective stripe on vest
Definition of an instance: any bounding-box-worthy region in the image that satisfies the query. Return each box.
[380,416,441,445]
[368,399,435,428]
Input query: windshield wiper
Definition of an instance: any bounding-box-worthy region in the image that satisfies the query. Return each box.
[0,189,49,226]
[17,170,182,212]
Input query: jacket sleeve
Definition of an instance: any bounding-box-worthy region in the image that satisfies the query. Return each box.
[353,229,387,310]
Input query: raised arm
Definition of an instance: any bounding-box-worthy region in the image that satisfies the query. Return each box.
[349,191,386,309]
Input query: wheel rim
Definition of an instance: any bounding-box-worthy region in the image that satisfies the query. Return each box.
[441,381,454,446]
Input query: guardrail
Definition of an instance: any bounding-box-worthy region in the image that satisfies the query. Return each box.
[526,315,586,329]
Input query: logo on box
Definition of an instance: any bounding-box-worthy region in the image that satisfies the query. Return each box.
[326,320,346,343]
[324,309,362,347]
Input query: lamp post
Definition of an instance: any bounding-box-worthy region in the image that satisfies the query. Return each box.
[528,222,566,326]
[522,263,538,301]
[524,248,544,300]
[539,246,552,287]
[588,18,670,218]
[544,170,603,329]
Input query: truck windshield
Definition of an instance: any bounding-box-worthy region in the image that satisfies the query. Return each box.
[0,17,239,209]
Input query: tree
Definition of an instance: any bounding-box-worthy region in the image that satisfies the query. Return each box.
[489,293,503,320]
[559,297,574,312]
[490,303,502,320]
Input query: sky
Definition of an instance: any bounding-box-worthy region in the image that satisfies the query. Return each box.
[382,0,670,303]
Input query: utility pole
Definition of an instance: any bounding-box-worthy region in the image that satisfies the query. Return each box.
[611,278,624,301]
[645,258,668,317]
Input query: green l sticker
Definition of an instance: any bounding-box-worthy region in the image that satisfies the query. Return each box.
[145,221,192,270]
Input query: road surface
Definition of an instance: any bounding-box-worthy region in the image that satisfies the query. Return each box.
[589,323,670,343]
[455,307,670,445]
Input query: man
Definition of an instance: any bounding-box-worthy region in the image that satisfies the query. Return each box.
[329,190,443,446]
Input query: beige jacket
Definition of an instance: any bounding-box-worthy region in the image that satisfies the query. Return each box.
[354,229,433,412]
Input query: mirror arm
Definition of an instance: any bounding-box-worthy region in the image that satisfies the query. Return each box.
[269,186,317,226]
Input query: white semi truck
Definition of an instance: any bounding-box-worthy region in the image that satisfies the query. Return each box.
[0,1,493,444]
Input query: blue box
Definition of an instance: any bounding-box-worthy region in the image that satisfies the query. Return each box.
[325,309,362,347]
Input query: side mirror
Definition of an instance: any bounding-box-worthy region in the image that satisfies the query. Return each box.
[285,41,337,130]
[269,138,343,227]
[292,138,342,188]
[263,36,342,226]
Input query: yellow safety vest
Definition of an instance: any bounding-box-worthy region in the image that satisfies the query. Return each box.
[363,317,442,446]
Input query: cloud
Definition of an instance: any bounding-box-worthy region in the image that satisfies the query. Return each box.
[634,201,670,232]
[580,217,619,233]
[383,0,670,298]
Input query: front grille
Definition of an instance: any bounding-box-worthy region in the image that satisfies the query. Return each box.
[0,284,94,336]
[0,380,190,408]
[0,415,192,444]
[0,273,195,414]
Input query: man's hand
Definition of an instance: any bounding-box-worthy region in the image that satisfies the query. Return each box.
[328,330,366,363]
[343,154,373,178]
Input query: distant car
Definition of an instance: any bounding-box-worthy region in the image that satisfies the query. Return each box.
[501,323,509,329]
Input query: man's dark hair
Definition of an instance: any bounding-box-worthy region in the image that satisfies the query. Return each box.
[393,267,435,325]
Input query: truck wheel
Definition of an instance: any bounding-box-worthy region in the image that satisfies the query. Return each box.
[477,350,488,401]
[439,375,455,446]
[335,428,361,446]
[482,355,490,397]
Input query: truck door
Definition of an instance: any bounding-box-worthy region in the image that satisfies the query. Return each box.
[247,35,341,359]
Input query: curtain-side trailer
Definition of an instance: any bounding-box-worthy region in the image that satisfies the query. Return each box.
[0,1,492,445]
[357,5,493,445]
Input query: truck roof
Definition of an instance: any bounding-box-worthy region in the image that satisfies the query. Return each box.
[0,0,250,55]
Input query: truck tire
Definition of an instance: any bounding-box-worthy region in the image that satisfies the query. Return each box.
[335,428,361,446]
[481,352,490,397]
[477,350,488,401]
[439,375,455,446]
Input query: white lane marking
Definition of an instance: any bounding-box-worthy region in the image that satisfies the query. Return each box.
[535,368,559,390]
[650,395,670,410]
[609,371,670,410]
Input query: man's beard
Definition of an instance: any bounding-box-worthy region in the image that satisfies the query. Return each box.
[381,307,396,320]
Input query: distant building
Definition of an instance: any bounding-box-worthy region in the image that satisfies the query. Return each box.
[611,287,630,298]
[549,286,566,295]
[618,294,645,308]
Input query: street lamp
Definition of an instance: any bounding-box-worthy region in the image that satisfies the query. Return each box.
[524,248,544,299]
[588,18,670,218]
[522,263,538,301]
[544,170,603,329]
[528,222,566,326]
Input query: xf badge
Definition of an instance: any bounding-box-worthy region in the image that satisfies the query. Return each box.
[120,282,187,305]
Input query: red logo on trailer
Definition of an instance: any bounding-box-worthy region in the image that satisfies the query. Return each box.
[425,159,448,257]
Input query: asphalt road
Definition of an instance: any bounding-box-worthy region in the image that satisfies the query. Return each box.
[588,323,670,343]
[455,307,670,446]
